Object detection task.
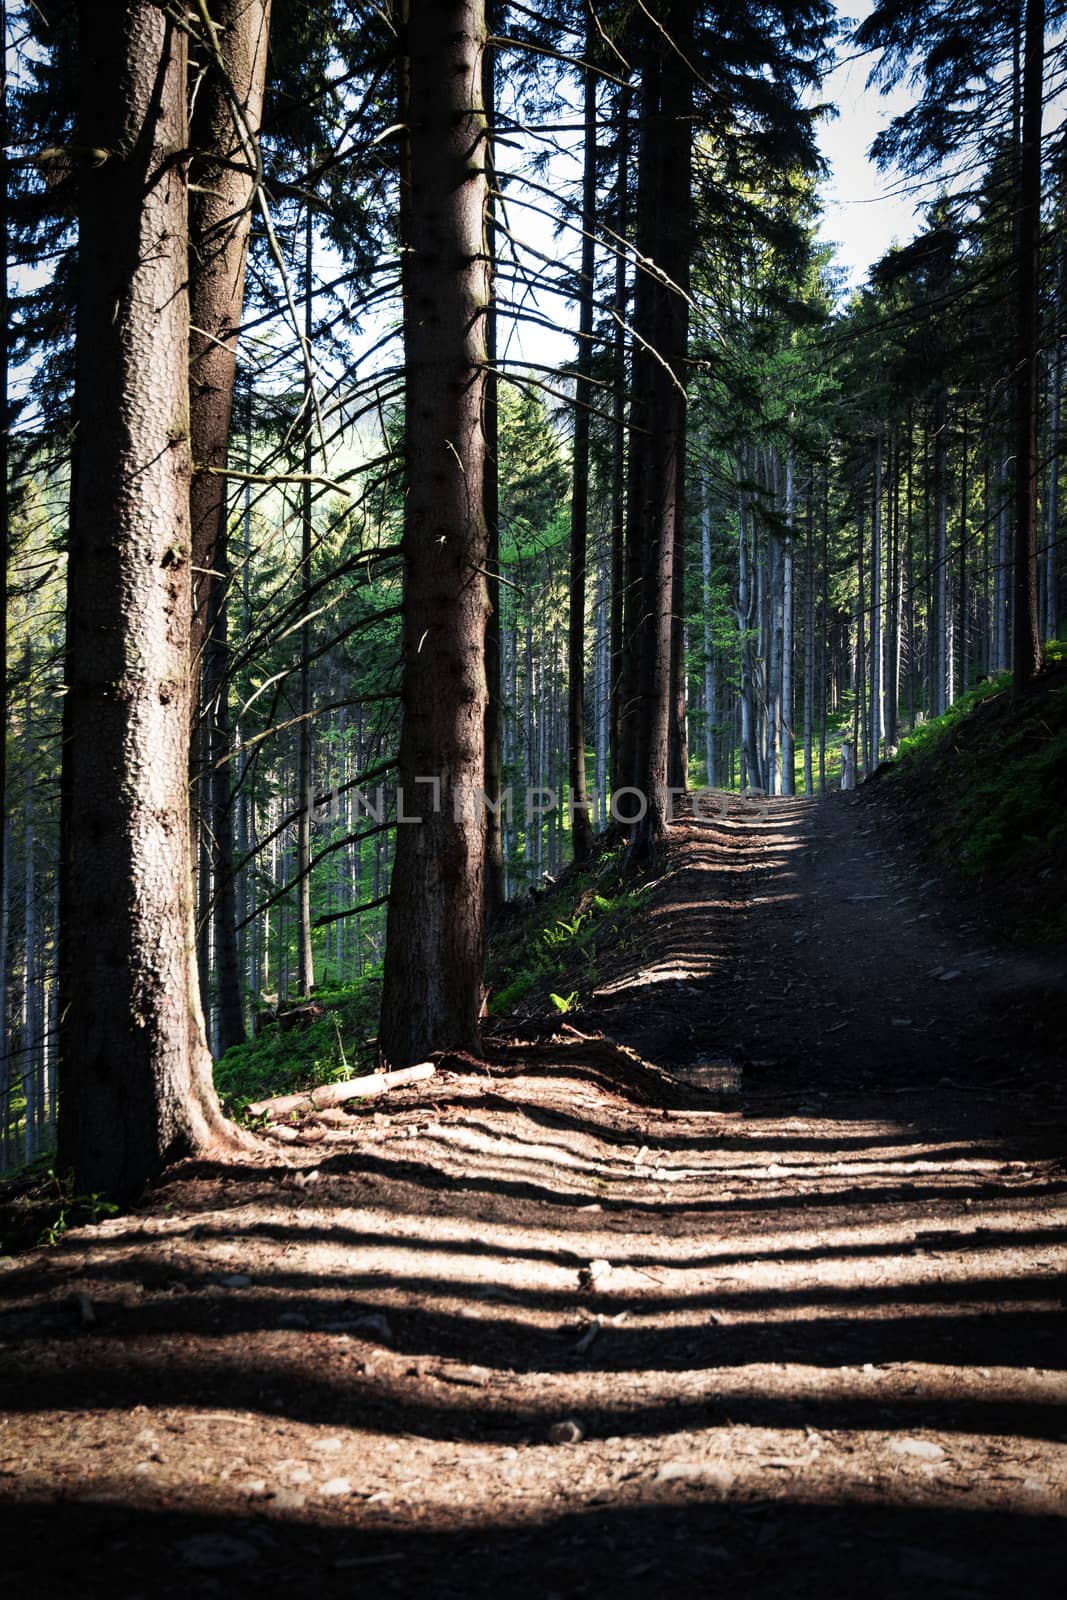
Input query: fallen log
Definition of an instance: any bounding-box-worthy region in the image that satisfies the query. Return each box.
[247,1062,435,1120]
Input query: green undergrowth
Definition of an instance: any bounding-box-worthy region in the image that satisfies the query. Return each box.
[485,838,648,1020]
[213,843,648,1110]
[879,644,1067,942]
[214,968,382,1120]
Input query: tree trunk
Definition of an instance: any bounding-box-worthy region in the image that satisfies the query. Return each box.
[1013,0,1044,687]
[870,434,883,766]
[934,393,949,714]
[737,473,761,789]
[58,3,234,1200]
[188,0,270,1051]
[482,21,504,916]
[1048,331,1062,642]
[296,204,315,998]
[567,28,596,862]
[701,478,716,787]
[803,479,814,794]
[0,0,9,1161]
[627,5,691,864]
[609,83,631,799]
[378,0,490,1067]
[781,446,795,795]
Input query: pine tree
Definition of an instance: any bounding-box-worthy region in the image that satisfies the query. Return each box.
[57,1,239,1198]
[378,0,491,1067]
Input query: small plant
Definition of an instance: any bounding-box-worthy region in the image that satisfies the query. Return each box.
[37,1168,119,1248]
[549,990,579,1014]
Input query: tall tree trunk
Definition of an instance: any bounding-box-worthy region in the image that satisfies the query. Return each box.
[482,19,504,916]
[58,3,235,1199]
[567,29,596,861]
[737,473,760,789]
[668,419,689,790]
[619,53,657,800]
[1048,331,1062,642]
[781,446,796,795]
[701,477,716,787]
[627,4,692,863]
[934,393,949,715]
[819,465,829,789]
[22,656,37,1157]
[958,411,969,692]
[870,434,883,767]
[1013,0,1044,687]
[295,205,315,998]
[0,0,8,1158]
[887,431,902,748]
[803,480,815,794]
[189,0,270,1050]
[609,83,631,798]
[857,502,868,776]
[379,0,490,1067]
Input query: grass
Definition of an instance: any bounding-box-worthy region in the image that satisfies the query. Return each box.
[485,840,649,1020]
[213,967,383,1119]
[880,645,1067,942]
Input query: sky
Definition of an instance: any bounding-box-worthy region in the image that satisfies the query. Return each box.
[499,4,931,374]
[816,5,926,293]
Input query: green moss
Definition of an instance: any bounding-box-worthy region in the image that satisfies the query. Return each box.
[214,967,382,1118]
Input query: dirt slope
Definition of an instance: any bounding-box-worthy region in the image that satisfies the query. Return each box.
[1,792,1065,1598]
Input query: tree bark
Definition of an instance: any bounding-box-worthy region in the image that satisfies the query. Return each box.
[701,477,716,787]
[609,83,631,799]
[378,0,490,1067]
[58,2,235,1200]
[1013,0,1044,687]
[188,0,271,1051]
[295,203,315,999]
[482,19,504,916]
[627,6,691,864]
[781,446,796,795]
[567,28,597,862]
[870,433,883,766]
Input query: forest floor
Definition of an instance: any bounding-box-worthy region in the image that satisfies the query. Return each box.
[1,788,1066,1597]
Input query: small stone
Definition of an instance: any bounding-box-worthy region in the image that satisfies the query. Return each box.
[270,1490,307,1511]
[578,1259,612,1290]
[547,1419,585,1445]
[319,1477,352,1497]
[278,1311,309,1328]
[890,1437,945,1461]
[218,1274,251,1290]
[312,1437,344,1453]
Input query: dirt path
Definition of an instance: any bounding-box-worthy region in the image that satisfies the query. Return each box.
[1,793,1065,1597]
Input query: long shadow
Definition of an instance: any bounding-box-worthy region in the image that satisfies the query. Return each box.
[18,1216,1062,1277]
[427,1095,1032,1160]
[1,1493,1061,1598]
[1,1337,1064,1444]
[2,1282,1062,1394]
[8,1254,1060,1324]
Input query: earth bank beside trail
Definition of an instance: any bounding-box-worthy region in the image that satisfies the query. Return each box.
[0,789,1064,1597]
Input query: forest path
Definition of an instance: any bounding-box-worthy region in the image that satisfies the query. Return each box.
[1,793,1066,1596]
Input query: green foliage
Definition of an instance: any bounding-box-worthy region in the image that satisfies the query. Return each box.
[891,672,1013,766]
[884,663,1067,942]
[485,848,649,1018]
[214,969,383,1117]
[36,1169,119,1248]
